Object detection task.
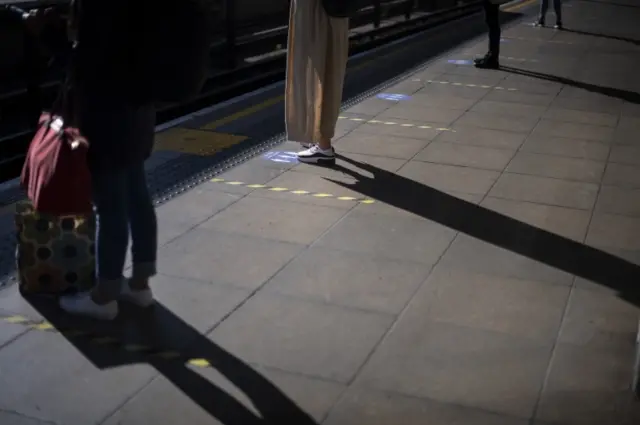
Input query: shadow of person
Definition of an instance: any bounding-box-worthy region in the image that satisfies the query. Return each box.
[326,154,640,307]
[25,296,319,425]
[560,27,640,46]
[500,65,640,104]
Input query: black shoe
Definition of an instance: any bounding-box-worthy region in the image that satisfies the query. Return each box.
[534,20,545,27]
[554,22,563,30]
[474,55,499,69]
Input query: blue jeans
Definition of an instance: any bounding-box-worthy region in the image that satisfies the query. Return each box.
[92,161,157,299]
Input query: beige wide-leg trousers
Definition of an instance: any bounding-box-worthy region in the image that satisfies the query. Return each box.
[285,0,349,144]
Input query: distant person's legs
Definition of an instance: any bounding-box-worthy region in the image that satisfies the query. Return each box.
[553,0,563,29]
[475,0,500,69]
[285,0,349,165]
[535,0,563,28]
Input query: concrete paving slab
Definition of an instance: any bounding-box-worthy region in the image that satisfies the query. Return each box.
[103,364,346,425]
[455,110,541,133]
[325,388,531,425]
[402,92,480,110]
[334,131,429,159]
[489,172,599,210]
[470,99,548,118]
[314,209,457,265]
[397,160,501,195]
[609,145,640,167]
[480,197,592,242]
[263,246,432,315]
[603,163,640,188]
[156,229,305,290]
[377,104,465,125]
[506,151,606,183]
[209,291,394,383]
[411,267,570,343]
[436,124,527,149]
[356,320,553,419]
[349,118,448,141]
[595,185,640,217]
[442,226,574,283]
[0,330,157,425]
[0,412,56,425]
[536,340,640,425]
[200,196,348,245]
[520,135,610,161]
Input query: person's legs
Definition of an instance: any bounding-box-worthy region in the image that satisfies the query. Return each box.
[59,167,129,320]
[553,0,563,28]
[285,0,328,150]
[317,13,349,149]
[537,0,549,25]
[487,2,500,58]
[295,0,348,164]
[475,0,500,69]
[122,161,157,307]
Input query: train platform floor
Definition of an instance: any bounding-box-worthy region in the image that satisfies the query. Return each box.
[1,0,640,424]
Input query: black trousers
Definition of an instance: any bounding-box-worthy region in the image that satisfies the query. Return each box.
[483,0,501,58]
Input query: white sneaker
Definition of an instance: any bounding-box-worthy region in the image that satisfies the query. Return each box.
[296,144,336,165]
[120,280,155,308]
[59,292,118,321]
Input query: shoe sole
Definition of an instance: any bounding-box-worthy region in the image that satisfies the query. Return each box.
[474,63,500,70]
[297,156,336,165]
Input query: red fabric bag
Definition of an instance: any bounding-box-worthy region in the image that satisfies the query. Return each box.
[20,55,92,215]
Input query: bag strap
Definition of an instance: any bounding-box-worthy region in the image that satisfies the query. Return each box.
[50,0,81,121]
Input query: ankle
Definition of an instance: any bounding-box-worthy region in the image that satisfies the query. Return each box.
[128,277,150,291]
[318,139,332,150]
[90,289,115,305]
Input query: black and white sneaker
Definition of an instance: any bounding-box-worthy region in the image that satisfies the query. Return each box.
[296,144,336,165]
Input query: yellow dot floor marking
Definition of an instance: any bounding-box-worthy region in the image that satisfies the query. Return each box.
[0,315,222,370]
[188,358,212,368]
[422,80,519,91]
[338,116,455,132]
[209,178,375,204]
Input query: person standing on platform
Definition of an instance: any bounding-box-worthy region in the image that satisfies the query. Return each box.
[474,0,501,69]
[285,0,349,166]
[534,0,563,29]
[25,1,158,320]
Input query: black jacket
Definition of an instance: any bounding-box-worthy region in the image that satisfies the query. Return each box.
[71,0,156,173]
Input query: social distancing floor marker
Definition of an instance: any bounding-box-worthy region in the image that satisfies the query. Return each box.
[414,79,519,91]
[0,315,202,367]
[209,178,376,204]
[336,116,455,132]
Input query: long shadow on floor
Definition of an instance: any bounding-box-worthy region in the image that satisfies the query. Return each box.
[561,28,640,46]
[501,65,640,104]
[328,155,640,308]
[26,297,319,425]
